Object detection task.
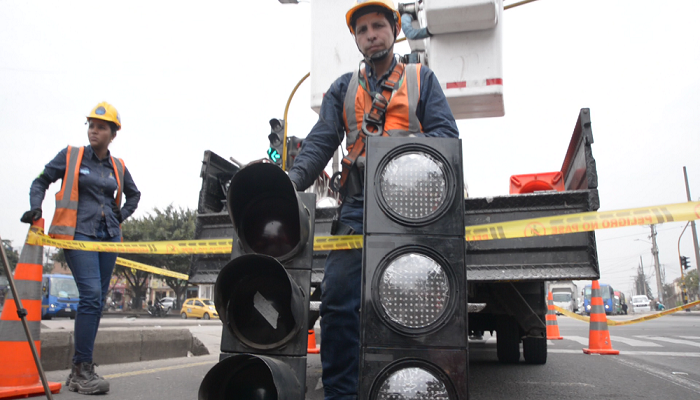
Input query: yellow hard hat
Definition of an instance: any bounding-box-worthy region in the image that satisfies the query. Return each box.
[87,101,121,130]
[346,0,401,35]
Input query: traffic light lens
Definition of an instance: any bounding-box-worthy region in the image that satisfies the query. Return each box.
[376,367,449,399]
[378,253,449,329]
[241,196,300,258]
[223,258,303,349]
[380,152,447,220]
[224,360,276,400]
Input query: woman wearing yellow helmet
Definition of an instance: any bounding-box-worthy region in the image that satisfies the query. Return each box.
[21,101,140,395]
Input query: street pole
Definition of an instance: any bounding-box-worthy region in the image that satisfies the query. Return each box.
[678,221,690,310]
[683,166,700,300]
[650,224,664,304]
[640,256,647,296]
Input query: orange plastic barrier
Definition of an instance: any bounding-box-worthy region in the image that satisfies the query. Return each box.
[0,219,62,399]
[509,171,565,194]
[307,330,320,354]
[545,291,563,340]
[582,280,619,355]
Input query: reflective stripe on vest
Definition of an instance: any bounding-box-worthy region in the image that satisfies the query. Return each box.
[48,146,125,240]
[343,63,422,169]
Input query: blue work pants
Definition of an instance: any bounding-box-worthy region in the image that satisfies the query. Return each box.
[64,220,120,364]
[320,200,363,400]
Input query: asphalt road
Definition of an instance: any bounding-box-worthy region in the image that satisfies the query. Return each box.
[37,311,700,399]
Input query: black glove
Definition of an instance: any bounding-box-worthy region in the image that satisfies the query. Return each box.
[20,209,42,224]
[111,203,123,223]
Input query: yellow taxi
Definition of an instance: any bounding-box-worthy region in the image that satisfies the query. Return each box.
[180,298,219,320]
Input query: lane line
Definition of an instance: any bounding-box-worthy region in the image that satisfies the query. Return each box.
[548,349,700,357]
[612,357,700,395]
[636,336,700,348]
[104,360,215,379]
[610,335,662,347]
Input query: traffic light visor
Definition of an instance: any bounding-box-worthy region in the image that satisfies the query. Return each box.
[215,254,306,350]
[199,354,301,400]
[227,163,310,261]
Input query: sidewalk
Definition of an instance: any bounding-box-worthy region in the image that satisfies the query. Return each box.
[39,317,221,371]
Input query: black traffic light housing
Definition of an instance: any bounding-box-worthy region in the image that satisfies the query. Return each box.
[359,137,468,400]
[681,255,691,270]
[286,136,304,171]
[199,162,315,400]
[268,118,285,166]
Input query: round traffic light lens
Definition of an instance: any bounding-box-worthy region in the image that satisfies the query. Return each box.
[376,367,449,399]
[241,196,300,258]
[380,152,447,220]
[378,253,449,329]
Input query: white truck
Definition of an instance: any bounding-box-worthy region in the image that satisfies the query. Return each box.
[548,281,579,314]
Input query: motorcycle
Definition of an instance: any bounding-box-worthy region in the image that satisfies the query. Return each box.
[146,299,167,318]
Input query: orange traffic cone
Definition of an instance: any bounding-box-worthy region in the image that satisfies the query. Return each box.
[0,220,62,398]
[307,329,320,354]
[582,280,619,355]
[546,291,563,340]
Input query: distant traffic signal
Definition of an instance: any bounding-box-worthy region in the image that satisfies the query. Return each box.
[359,137,468,399]
[268,118,285,166]
[681,255,691,270]
[286,136,304,171]
[199,162,315,400]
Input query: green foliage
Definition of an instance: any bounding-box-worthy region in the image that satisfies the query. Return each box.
[683,269,699,299]
[1,240,19,276]
[119,205,197,310]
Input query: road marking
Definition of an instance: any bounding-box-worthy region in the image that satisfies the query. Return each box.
[679,336,700,340]
[103,361,215,379]
[612,357,700,395]
[610,335,662,347]
[560,335,590,346]
[548,349,700,357]
[511,381,595,388]
[636,336,700,348]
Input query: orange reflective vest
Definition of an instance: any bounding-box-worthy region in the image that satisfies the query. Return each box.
[49,146,125,240]
[342,62,423,170]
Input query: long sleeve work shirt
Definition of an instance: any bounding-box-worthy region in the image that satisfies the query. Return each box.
[288,58,460,192]
[29,145,141,238]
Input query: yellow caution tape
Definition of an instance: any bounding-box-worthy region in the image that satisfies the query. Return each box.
[554,300,700,326]
[25,201,700,253]
[464,200,700,241]
[115,257,189,280]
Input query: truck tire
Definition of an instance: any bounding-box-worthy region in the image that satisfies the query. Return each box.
[523,337,547,364]
[497,317,520,364]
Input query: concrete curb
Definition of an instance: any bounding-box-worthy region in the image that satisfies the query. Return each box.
[40,328,209,371]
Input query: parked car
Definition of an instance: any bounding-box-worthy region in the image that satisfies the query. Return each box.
[159,297,176,314]
[180,298,218,320]
[631,295,651,313]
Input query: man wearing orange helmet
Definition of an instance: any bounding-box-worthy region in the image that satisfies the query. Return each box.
[21,101,140,395]
[287,1,458,398]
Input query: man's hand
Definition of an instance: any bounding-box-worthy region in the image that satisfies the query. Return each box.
[20,209,42,224]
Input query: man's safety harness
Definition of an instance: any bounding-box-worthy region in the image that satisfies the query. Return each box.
[330,61,406,197]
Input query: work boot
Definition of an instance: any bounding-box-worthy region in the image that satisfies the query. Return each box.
[68,362,110,395]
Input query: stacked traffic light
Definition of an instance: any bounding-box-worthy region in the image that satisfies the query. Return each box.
[268,118,285,166]
[359,137,468,399]
[198,162,315,400]
[285,136,304,171]
[681,256,691,270]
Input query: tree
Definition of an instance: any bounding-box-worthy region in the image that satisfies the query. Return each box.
[682,269,699,301]
[1,240,19,277]
[119,205,196,311]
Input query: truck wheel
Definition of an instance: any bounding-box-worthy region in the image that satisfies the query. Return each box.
[523,337,547,364]
[497,317,520,364]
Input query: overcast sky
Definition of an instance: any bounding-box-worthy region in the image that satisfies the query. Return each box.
[2,0,699,300]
